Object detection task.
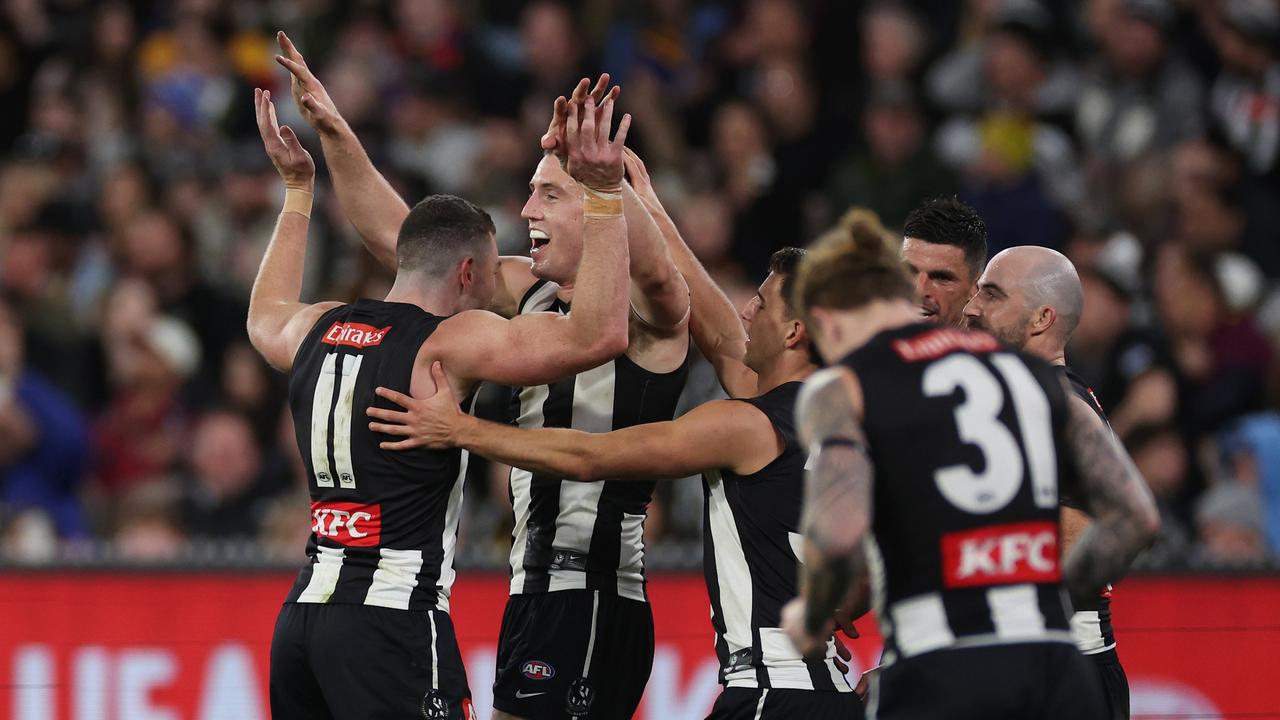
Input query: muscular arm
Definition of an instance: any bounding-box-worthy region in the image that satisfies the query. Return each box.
[624,150,754,396]
[1061,392,1161,602]
[245,89,339,371]
[795,368,873,637]
[622,183,691,332]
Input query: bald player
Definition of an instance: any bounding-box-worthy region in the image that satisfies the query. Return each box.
[901,197,988,327]
[963,246,1133,720]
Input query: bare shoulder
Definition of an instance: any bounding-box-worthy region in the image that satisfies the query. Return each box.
[797,367,864,443]
[622,310,690,374]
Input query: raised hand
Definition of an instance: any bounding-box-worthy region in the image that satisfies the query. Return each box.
[564,95,631,193]
[255,88,314,191]
[622,147,660,209]
[541,74,621,157]
[275,31,343,135]
[366,362,464,451]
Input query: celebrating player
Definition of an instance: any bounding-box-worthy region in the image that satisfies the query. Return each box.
[781,222,1159,717]
[273,33,691,719]
[964,245,1134,719]
[247,83,632,719]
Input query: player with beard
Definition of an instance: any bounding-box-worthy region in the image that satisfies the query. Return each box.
[963,245,1134,720]
[273,35,691,720]
[247,86,632,719]
[780,226,1159,718]
[370,246,862,719]
[901,197,987,326]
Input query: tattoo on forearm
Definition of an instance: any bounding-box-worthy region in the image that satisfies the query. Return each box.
[1062,399,1157,599]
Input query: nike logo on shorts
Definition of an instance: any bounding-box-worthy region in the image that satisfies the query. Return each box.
[514,690,547,699]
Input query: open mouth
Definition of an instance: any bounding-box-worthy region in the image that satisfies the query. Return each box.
[530,229,550,253]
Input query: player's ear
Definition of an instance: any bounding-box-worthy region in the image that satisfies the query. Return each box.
[457,256,475,292]
[1031,305,1056,336]
[784,317,804,350]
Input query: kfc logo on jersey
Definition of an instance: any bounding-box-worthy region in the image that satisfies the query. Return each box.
[322,321,391,349]
[310,501,381,546]
[941,521,1059,588]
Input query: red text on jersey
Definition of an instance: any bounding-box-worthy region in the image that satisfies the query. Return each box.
[321,322,392,349]
[940,520,1060,588]
[893,328,999,362]
[310,501,381,546]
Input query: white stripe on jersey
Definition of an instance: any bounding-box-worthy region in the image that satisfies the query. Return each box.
[428,610,440,690]
[436,447,470,612]
[988,584,1047,640]
[889,593,955,658]
[508,382,550,595]
[618,513,647,602]
[753,689,769,720]
[548,362,614,593]
[332,354,363,489]
[582,590,601,677]
[706,470,754,659]
[297,545,345,603]
[309,354,339,487]
[365,548,424,610]
[1069,610,1115,655]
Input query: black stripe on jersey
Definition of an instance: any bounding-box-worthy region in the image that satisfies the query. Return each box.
[520,371,575,594]
[518,279,552,312]
[329,546,377,604]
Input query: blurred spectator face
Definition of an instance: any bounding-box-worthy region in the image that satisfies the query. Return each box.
[862,4,925,82]
[94,2,136,65]
[1103,12,1166,77]
[756,56,816,141]
[1178,189,1244,253]
[1073,272,1130,349]
[222,343,270,410]
[0,162,57,229]
[1196,483,1268,563]
[1154,245,1219,339]
[99,163,152,232]
[865,101,924,167]
[324,61,380,131]
[121,211,185,279]
[190,411,260,500]
[1130,426,1187,498]
[0,230,50,301]
[521,154,585,285]
[902,238,976,326]
[985,31,1044,105]
[747,0,809,57]
[1217,27,1273,77]
[395,0,457,47]
[677,194,733,265]
[0,298,23,377]
[711,102,769,167]
[521,2,578,84]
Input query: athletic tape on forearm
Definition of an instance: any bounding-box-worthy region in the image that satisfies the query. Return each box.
[583,187,623,218]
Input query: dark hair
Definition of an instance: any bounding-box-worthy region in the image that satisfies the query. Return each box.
[902,197,988,280]
[397,195,496,277]
[795,208,913,318]
[767,247,821,365]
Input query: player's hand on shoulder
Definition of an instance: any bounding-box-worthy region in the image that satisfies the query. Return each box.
[255,88,314,191]
[366,361,462,451]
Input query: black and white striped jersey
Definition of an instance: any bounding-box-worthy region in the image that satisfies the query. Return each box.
[1059,365,1119,656]
[703,382,854,693]
[507,280,689,602]
[285,300,475,613]
[839,323,1077,666]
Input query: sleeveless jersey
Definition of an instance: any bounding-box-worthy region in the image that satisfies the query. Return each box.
[1059,365,1119,656]
[840,323,1077,665]
[703,382,854,692]
[285,299,476,612]
[507,280,689,602]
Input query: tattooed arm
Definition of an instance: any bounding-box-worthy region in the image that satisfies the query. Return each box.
[783,367,873,656]
[1061,389,1161,602]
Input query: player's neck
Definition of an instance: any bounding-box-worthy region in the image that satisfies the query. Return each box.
[755,353,817,395]
[822,299,920,361]
[1024,336,1067,366]
[556,279,576,305]
[385,275,459,316]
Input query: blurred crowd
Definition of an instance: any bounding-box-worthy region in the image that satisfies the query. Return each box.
[1,0,1280,570]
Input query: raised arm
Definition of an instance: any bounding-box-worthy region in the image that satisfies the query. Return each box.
[428,96,632,388]
[1060,389,1161,602]
[624,148,756,396]
[622,182,691,333]
[784,367,873,657]
[368,362,778,478]
[246,89,340,371]
[275,31,407,272]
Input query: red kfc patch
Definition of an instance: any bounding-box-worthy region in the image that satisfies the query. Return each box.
[941,521,1060,588]
[310,501,381,547]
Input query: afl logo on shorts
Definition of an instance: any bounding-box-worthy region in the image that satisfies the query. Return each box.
[522,660,555,680]
[565,678,594,717]
[420,690,449,720]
